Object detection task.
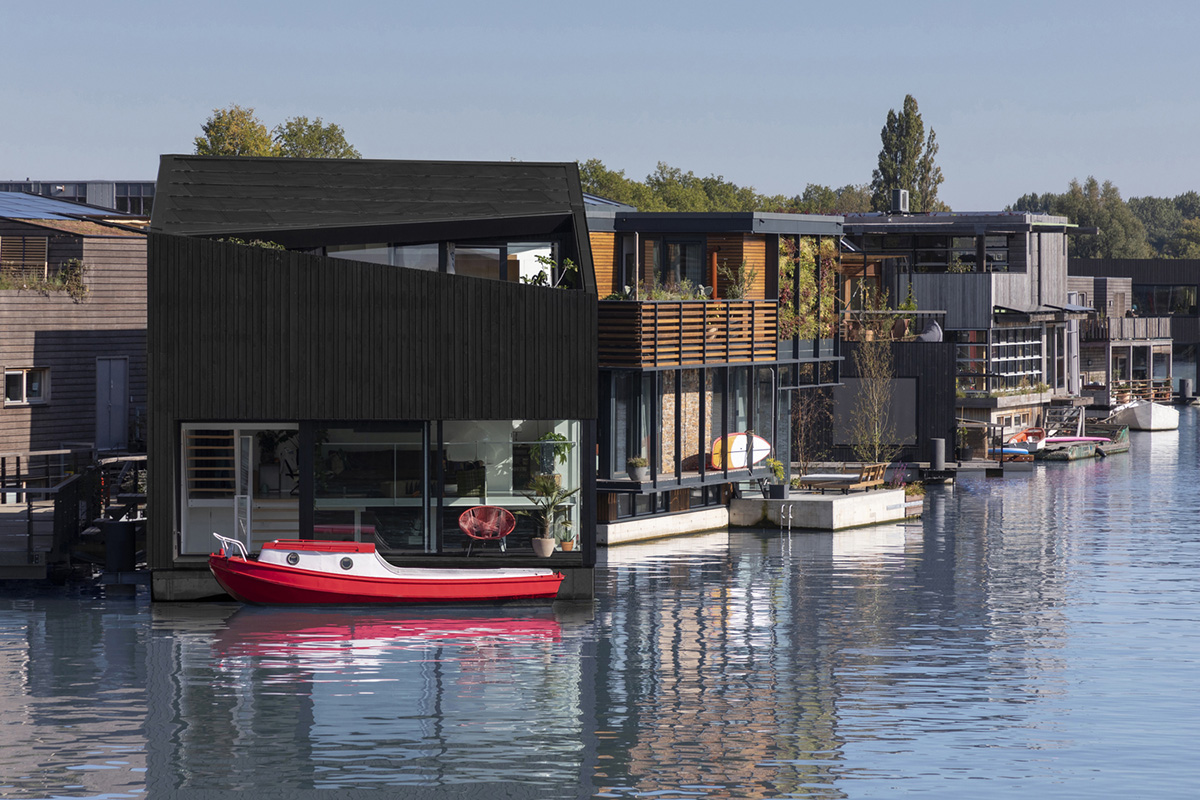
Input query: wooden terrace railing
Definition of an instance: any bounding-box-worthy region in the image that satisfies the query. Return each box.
[1081,317,1172,341]
[598,300,777,368]
[1110,379,1173,404]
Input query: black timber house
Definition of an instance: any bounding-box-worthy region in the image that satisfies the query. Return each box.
[147,156,597,601]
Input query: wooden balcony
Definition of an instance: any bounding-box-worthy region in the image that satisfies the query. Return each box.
[1081,316,1172,341]
[598,300,778,368]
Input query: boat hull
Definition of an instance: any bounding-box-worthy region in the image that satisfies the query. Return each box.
[209,554,565,605]
[1109,400,1179,431]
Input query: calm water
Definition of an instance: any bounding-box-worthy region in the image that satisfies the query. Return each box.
[3,414,1200,798]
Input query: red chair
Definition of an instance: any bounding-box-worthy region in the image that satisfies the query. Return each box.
[458,506,516,555]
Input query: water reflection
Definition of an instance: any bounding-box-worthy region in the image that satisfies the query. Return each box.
[146,605,586,793]
[1,412,1199,796]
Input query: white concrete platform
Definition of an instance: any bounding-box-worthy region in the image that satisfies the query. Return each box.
[598,507,729,546]
[729,488,909,530]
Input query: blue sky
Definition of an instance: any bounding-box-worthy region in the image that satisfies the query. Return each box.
[3,0,1197,210]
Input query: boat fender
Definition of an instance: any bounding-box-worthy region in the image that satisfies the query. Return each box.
[1096,448,1107,458]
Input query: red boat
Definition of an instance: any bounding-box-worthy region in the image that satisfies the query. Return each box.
[208,534,564,605]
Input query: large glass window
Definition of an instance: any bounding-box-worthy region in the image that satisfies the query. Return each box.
[661,240,703,288]
[316,425,427,553]
[454,246,503,280]
[988,327,1043,392]
[394,244,439,271]
[180,424,300,555]
[326,243,391,265]
[1133,284,1198,316]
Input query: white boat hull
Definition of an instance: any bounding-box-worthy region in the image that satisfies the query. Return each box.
[1108,400,1179,431]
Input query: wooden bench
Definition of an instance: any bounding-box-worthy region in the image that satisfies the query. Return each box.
[797,463,888,494]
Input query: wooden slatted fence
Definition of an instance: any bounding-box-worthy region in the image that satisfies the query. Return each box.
[598,300,777,368]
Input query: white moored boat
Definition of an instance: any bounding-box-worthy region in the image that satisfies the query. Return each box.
[1106,399,1179,431]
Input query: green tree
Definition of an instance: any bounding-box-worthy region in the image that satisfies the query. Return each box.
[870,95,946,213]
[1057,177,1151,259]
[194,104,278,156]
[1174,190,1200,221]
[645,162,713,212]
[1009,192,1057,214]
[1128,196,1183,256]
[273,116,361,159]
[1166,218,1200,258]
[577,158,668,210]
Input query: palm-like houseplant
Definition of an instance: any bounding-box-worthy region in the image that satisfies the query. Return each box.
[521,474,580,556]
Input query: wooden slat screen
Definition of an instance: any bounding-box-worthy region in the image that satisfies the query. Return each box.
[598,300,777,368]
[0,236,49,280]
[185,430,235,497]
[590,232,617,296]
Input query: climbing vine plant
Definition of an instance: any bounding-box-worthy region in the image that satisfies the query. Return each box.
[778,237,838,340]
[0,259,90,302]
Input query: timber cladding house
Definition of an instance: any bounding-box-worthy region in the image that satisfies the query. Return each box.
[147,156,597,601]
[585,207,844,540]
[0,193,146,455]
[842,211,1087,451]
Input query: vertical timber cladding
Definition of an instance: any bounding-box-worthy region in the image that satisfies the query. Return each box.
[154,235,597,422]
[146,234,598,567]
[707,235,767,299]
[590,232,618,296]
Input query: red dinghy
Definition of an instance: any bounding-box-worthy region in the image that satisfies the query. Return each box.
[208,534,564,605]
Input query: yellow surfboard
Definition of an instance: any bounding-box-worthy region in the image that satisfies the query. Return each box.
[710,432,771,469]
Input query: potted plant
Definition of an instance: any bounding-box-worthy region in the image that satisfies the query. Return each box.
[555,520,576,552]
[764,457,789,499]
[534,431,572,476]
[627,455,648,481]
[521,474,580,557]
[957,426,974,461]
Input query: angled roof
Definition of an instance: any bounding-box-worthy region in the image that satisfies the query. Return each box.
[150,155,591,246]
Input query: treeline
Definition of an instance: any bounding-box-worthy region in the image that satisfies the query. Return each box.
[1011,178,1200,259]
[583,158,1200,261]
[579,159,872,215]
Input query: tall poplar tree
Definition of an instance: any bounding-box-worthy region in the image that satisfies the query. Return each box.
[870,95,945,213]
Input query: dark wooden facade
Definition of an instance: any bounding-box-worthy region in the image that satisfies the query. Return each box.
[0,219,146,453]
[1071,258,1200,345]
[828,341,957,463]
[147,234,597,571]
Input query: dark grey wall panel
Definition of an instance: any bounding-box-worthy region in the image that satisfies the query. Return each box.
[149,234,596,422]
[147,234,597,568]
[828,341,957,463]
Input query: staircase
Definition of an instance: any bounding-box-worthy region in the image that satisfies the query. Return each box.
[250,498,300,546]
[1043,403,1083,436]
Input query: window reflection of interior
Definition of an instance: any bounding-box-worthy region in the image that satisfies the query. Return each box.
[1133,284,1197,316]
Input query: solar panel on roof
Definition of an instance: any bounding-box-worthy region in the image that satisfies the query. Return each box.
[0,192,135,219]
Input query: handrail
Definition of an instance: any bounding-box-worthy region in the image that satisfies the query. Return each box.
[212,532,249,559]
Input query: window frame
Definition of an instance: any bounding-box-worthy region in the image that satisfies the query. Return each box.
[4,367,50,406]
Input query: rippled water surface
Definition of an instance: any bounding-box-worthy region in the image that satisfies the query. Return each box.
[3,414,1200,798]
